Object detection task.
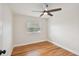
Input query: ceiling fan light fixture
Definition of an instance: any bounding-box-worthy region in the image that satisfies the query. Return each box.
[44,12,47,15]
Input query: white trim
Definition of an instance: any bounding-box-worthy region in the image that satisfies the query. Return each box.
[13,40,47,47]
[48,40,79,56]
[9,46,14,56]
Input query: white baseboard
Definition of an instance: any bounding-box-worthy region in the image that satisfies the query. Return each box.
[48,40,79,56]
[13,40,47,47]
[9,46,14,56]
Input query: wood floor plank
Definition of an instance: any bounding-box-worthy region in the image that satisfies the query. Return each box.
[11,41,76,56]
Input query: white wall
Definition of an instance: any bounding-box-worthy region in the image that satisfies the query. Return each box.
[13,14,48,46]
[48,3,79,55]
[2,4,13,56]
[0,4,3,50]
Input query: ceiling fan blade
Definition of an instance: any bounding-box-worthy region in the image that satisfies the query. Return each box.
[40,13,44,17]
[47,8,62,12]
[47,12,53,16]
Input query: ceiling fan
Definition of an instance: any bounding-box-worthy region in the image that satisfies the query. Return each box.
[32,4,62,17]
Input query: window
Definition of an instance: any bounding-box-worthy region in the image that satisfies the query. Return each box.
[27,19,40,32]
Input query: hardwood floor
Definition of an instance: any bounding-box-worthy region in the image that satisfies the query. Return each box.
[11,41,76,56]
